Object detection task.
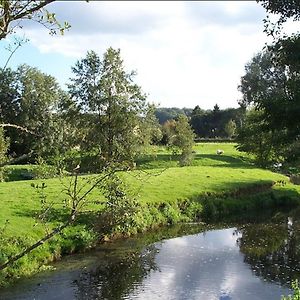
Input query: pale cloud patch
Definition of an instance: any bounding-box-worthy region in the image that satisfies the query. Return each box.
[14,1,298,109]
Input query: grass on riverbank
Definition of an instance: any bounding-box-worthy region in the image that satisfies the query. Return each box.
[0,143,300,286]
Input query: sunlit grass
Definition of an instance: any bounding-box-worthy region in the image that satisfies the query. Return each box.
[0,143,299,240]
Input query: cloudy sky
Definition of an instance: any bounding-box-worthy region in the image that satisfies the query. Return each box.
[0,1,298,109]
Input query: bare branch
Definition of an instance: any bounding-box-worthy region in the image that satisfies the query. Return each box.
[0,123,37,135]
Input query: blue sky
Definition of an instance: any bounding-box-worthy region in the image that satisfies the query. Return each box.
[0,1,299,109]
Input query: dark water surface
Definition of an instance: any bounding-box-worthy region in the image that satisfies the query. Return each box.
[1,221,299,300]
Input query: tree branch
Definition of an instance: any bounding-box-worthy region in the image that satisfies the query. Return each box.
[0,123,37,135]
[0,217,73,271]
[9,0,56,23]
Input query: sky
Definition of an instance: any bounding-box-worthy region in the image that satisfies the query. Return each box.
[0,1,299,110]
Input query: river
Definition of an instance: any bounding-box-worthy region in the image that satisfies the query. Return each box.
[0,219,299,300]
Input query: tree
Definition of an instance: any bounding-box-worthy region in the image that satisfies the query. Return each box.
[236,109,278,167]
[68,47,148,167]
[225,119,237,139]
[0,65,67,159]
[169,114,195,166]
[190,105,244,139]
[161,119,176,145]
[238,45,300,164]
[0,0,70,40]
[154,107,193,124]
[138,104,162,148]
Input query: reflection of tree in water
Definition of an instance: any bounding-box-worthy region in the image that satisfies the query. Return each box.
[237,220,300,287]
[73,244,159,300]
[73,224,206,300]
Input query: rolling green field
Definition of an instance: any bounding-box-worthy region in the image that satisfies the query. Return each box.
[0,142,299,285]
[1,143,299,238]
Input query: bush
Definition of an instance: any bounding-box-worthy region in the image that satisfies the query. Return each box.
[282,280,300,300]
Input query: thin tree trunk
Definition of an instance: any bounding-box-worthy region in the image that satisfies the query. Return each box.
[0,218,73,271]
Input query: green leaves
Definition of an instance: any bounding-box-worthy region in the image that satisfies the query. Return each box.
[68,48,148,167]
[0,1,69,40]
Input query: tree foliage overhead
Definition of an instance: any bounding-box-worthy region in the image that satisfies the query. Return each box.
[0,0,70,40]
[257,0,300,21]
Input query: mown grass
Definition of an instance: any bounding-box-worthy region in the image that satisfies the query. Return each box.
[0,142,300,286]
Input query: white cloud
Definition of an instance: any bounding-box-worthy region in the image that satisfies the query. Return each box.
[15,1,299,109]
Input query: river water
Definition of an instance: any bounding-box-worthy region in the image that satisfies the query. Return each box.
[1,220,299,300]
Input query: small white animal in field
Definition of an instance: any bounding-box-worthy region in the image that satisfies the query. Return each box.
[216,149,224,155]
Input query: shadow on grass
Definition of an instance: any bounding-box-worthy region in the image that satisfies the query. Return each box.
[136,153,255,170]
[193,154,255,169]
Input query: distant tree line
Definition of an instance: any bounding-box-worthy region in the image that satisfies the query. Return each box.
[155,105,244,140]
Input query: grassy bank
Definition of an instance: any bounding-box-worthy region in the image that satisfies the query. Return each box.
[0,143,300,287]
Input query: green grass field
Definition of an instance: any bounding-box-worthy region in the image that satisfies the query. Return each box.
[0,142,300,285]
[1,143,298,237]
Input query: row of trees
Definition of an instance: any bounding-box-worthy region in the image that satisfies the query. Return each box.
[0,47,196,171]
[155,105,243,139]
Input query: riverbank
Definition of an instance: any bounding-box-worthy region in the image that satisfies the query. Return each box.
[0,143,299,287]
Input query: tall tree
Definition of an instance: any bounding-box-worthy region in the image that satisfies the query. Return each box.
[239,47,299,146]
[68,47,148,166]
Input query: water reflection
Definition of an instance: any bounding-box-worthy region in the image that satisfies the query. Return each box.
[1,222,299,300]
[124,228,289,300]
[238,218,300,288]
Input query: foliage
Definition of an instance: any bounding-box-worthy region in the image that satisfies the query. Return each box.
[154,107,193,124]
[225,119,237,138]
[257,0,300,22]
[165,115,195,166]
[0,127,9,181]
[68,48,148,167]
[99,172,141,236]
[238,45,300,165]
[172,115,195,166]
[190,105,244,139]
[236,109,279,167]
[161,119,176,145]
[0,127,8,164]
[137,104,162,148]
[282,280,300,300]
[0,65,68,159]
[0,0,70,40]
